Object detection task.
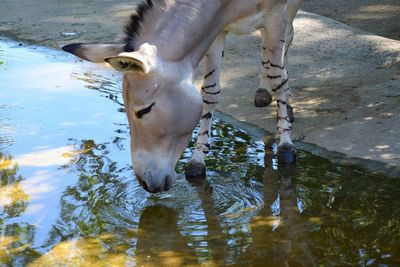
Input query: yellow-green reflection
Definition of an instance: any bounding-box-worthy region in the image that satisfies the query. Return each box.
[29,234,130,267]
[0,156,29,214]
[0,152,40,265]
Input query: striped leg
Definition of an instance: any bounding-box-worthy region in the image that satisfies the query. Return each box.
[185,32,226,177]
[264,4,296,164]
[255,28,273,107]
[282,25,294,124]
[256,28,294,123]
[282,0,302,123]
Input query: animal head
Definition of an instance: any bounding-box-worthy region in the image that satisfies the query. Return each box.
[63,42,203,193]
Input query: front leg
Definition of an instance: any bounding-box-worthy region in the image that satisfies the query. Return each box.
[185,32,227,178]
[255,28,273,107]
[264,3,296,164]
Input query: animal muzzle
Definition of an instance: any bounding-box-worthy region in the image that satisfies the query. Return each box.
[136,172,173,193]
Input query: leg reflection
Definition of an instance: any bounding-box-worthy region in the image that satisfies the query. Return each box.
[187,177,227,265]
[240,137,316,266]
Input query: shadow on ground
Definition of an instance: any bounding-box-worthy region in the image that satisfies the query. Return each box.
[302,0,400,40]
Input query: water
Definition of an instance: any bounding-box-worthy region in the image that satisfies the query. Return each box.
[0,38,399,266]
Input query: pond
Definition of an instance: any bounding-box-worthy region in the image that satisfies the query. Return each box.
[0,38,399,266]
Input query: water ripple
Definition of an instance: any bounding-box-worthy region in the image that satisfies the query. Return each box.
[0,105,46,150]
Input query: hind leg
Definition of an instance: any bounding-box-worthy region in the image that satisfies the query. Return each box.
[281,0,302,123]
[257,26,295,123]
[263,3,296,164]
[185,32,226,177]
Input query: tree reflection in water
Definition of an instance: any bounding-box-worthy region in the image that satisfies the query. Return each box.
[0,152,40,265]
[1,119,399,266]
[32,138,142,266]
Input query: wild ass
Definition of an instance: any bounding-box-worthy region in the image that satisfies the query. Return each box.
[63,0,302,193]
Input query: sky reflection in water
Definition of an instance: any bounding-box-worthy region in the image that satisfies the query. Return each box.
[0,39,399,266]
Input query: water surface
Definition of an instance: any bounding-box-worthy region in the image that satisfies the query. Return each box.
[0,38,399,266]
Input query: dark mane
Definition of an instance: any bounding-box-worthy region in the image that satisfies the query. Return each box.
[124,0,153,52]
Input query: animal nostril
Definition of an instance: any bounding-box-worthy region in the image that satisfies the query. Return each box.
[137,176,149,191]
[136,174,169,193]
[164,176,170,191]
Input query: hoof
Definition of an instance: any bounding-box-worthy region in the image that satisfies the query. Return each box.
[287,104,294,123]
[278,143,297,164]
[255,88,272,107]
[185,161,206,178]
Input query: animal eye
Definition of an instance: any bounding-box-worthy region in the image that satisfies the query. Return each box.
[135,102,155,119]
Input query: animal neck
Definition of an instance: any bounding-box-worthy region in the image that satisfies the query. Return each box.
[127,0,252,67]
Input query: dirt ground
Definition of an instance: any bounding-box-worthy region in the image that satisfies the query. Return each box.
[1,0,399,45]
[1,0,399,175]
[301,0,400,41]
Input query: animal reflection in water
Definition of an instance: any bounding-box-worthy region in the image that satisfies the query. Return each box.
[239,141,316,266]
[136,145,316,266]
[135,181,227,266]
[136,206,197,266]
[63,0,302,192]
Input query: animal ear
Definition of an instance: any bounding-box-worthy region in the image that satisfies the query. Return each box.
[105,52,151,74]
[62,43,125,63]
